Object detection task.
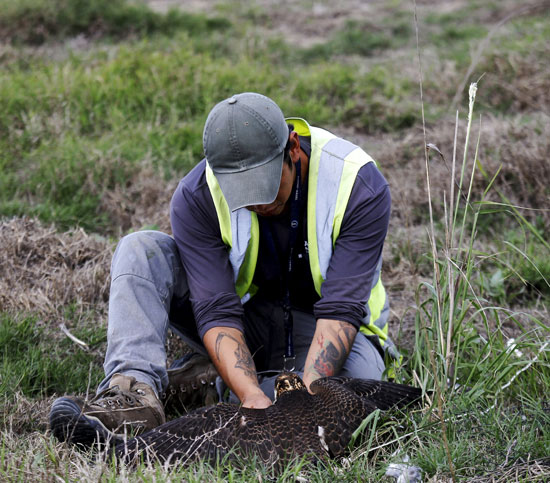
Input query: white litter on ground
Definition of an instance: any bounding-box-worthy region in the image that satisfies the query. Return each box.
[385,452,422,483]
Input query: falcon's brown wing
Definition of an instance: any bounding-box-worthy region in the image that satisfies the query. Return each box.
[336,378,423,410]
[310,377,422,458]
[114,376,421,469]
[114,390,324,468]
[115,402,278,467]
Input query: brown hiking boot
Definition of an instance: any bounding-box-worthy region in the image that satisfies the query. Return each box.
[49,373,165,447]
[162,353,219,414]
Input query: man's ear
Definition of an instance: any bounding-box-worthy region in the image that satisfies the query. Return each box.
[289,131,301,163]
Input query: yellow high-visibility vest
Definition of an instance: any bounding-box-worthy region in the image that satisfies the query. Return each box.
[206,118,391,349]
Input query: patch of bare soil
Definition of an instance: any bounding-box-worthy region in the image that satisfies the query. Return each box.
[147,0,382,47]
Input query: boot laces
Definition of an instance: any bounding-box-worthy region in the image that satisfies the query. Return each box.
[91,386,142,409]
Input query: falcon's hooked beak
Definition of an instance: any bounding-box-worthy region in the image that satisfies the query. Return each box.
[274,372,307,399]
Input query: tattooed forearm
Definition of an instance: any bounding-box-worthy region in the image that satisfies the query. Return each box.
[204,326,266,405]
[214,331,231,362]
[310,321,357,378]
[233,343,256,378]
[339,322,356,347]
[312,340,341,376]
[214,331,256,378]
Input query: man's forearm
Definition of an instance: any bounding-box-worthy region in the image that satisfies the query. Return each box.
[203,326,271,408]
[302,319,357,390]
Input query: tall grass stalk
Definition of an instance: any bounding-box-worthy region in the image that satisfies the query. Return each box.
[413,1,455,479]
[453,83,478,249]
[413,73,549,476]
[413,78,484,480]
[416,72,548,399]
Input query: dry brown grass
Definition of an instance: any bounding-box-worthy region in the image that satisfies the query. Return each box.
[479,50,550,114]
[465,458,550,483]
[429,114,550,227]
[98,161,175,237]
[363,113,550,228]
[1,392,54,434]
[0,215,193,369]
[0,217,112,322]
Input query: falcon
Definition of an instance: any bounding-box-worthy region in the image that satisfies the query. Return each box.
[114,373,422,471]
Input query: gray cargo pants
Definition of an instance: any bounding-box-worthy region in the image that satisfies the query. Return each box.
[98,231,385,401]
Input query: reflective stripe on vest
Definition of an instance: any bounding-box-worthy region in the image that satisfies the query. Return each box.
[205,165,259,304]
[206,118,389,345]
[290,118,389,344]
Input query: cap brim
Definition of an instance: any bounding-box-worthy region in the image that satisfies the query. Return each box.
[213,150,284,212]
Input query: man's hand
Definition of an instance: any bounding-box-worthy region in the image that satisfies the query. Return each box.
[241,390,272,409]
[203,326,272,408]
[302,319,357,391]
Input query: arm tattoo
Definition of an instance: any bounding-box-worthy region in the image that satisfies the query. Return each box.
[214,331,256,378]
[339,322,356,347]
[312,322,356,378]
[312,340,341,377]
[233,342,256,378]
[317,333,325,348]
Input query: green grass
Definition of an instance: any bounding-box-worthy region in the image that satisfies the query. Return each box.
[479,231,550,305]
[303,18,412,60]
[414,399,550,477]
[0,313,105,401]
[0,1,549,481]
[0,35,418,232]
[0,0,231,45]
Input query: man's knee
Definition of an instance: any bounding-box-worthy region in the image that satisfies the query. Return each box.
[114,231,176,260]
[341,334,385,380]
[111,231,185,289]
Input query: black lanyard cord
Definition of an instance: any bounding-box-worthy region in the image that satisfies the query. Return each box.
[258,159,302,371]
[283,159,301,371]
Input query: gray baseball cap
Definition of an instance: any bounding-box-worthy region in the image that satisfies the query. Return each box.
[203,92,289,211]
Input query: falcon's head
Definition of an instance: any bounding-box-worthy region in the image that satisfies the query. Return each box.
[275,372,307,398]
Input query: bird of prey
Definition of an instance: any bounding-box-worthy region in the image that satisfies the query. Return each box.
[114,373,422,471]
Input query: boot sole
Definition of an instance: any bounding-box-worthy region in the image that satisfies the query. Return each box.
[49,397,121,448]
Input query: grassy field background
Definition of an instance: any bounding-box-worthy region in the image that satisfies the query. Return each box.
[1,0,549,481]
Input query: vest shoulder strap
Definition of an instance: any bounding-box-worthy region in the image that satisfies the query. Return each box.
[205,164,258,300]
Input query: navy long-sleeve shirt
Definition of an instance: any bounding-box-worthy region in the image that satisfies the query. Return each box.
[170,146,390,339]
